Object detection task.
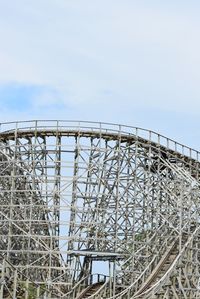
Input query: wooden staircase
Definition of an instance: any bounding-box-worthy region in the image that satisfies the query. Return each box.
[76,281,105,299]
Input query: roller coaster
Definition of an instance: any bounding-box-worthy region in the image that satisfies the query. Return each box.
[0,120,199,298]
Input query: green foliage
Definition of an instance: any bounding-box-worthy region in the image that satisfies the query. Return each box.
[18,282,46,299]
[135,230,148,242]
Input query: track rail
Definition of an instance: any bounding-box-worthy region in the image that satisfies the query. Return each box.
[0,127,200,175]
[132,239,179,297]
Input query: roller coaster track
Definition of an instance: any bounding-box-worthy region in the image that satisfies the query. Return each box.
[0,121,200,298]
[76,282,105,299]
[132,238,181,298]
[74,158,200,299]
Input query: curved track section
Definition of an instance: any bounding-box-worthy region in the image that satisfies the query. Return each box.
[0,120,199,298]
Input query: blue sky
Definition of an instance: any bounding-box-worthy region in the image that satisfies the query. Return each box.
[0,1,200,149]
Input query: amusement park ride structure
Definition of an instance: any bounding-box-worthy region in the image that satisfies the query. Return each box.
[0,120,199,298]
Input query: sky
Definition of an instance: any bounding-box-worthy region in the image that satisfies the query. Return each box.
[0,1,200,150]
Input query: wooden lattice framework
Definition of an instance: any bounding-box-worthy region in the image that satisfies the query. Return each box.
[0,120,199,298]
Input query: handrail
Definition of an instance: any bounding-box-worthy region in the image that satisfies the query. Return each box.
[0,120,199,162]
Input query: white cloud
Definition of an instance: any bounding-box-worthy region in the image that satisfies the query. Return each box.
[0,0,200,114]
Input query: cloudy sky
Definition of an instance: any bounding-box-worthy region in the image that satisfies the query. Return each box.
[0,1,200,149]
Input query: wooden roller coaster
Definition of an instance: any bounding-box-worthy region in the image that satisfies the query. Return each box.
[0,120,199,298]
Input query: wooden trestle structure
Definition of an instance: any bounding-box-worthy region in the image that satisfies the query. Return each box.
[0,120,199,298]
